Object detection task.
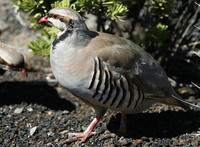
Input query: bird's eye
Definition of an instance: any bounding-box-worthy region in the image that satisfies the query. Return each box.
[52,14,60,19]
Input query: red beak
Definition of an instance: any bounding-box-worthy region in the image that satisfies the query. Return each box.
[39,16,49,23]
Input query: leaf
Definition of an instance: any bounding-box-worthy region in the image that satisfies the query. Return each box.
[51,0,71,8]
[105,1,128,21]
[147,22,169,44]
[151,0,174,17]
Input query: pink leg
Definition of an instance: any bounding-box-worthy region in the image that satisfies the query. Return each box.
[61,109,106,144]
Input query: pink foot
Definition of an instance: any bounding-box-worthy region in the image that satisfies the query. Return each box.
[61,109,106,144]
[61,131,97,144]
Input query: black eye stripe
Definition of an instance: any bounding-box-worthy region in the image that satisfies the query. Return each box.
[52,14,60,19]
[59,18,65,22]
[47,13,60,19]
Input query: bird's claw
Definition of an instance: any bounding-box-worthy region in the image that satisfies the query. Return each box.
[61,132,97,144]
[100,130,118,140]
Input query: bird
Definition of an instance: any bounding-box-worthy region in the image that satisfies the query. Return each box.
[0,41,26,76]
[39,7,191,143]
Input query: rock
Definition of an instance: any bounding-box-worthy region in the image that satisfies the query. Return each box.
[133,139,143,146]
[30,126,37,136]
[62,110,69,114]
[27,107,33,112]
[141,136,150,142]
[47,131,55,136]
[14,107,24,114]
[119,137,128,146]
[60,130,68,134]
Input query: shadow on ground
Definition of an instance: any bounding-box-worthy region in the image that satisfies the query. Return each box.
[107,110,200,139]
[0,81,75,111]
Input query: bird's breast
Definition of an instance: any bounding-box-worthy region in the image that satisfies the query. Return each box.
[50,45,95,93]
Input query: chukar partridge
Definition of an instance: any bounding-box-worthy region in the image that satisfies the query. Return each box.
[39,7,190,143]
[0,41,26,75]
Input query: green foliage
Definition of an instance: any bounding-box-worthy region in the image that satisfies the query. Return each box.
[28,37,52,56]
[51,0,73,8]
[151,0,174,18]
[147,22,169,45]
[12,0,128,56]
[133,22,169,57]
[12,0,128,28]
[12,0,50,29]
[133,35,147,50]
[77,0,128,21]
[28,27,59,56]
[105,1,128,21]
[130,1,173,56]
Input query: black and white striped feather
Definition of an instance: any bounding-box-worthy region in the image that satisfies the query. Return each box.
[87,57,145,113]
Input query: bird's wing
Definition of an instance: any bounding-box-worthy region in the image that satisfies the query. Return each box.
[85,32,174,99]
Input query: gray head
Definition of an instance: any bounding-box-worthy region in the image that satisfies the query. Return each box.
[39,7,88,31]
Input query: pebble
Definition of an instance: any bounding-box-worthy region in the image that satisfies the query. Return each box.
[60,130,68,134]
[141,136,150,142]
[30,126,37,136]
[133,139,142,146]
[62,110,69,114]
[27,108,33,112]
[47,131,55,136]
[13,107,24,114]
[119,137,128,145]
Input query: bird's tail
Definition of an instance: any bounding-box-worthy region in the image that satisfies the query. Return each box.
[172,95,200,109]
[160,94,200,110]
